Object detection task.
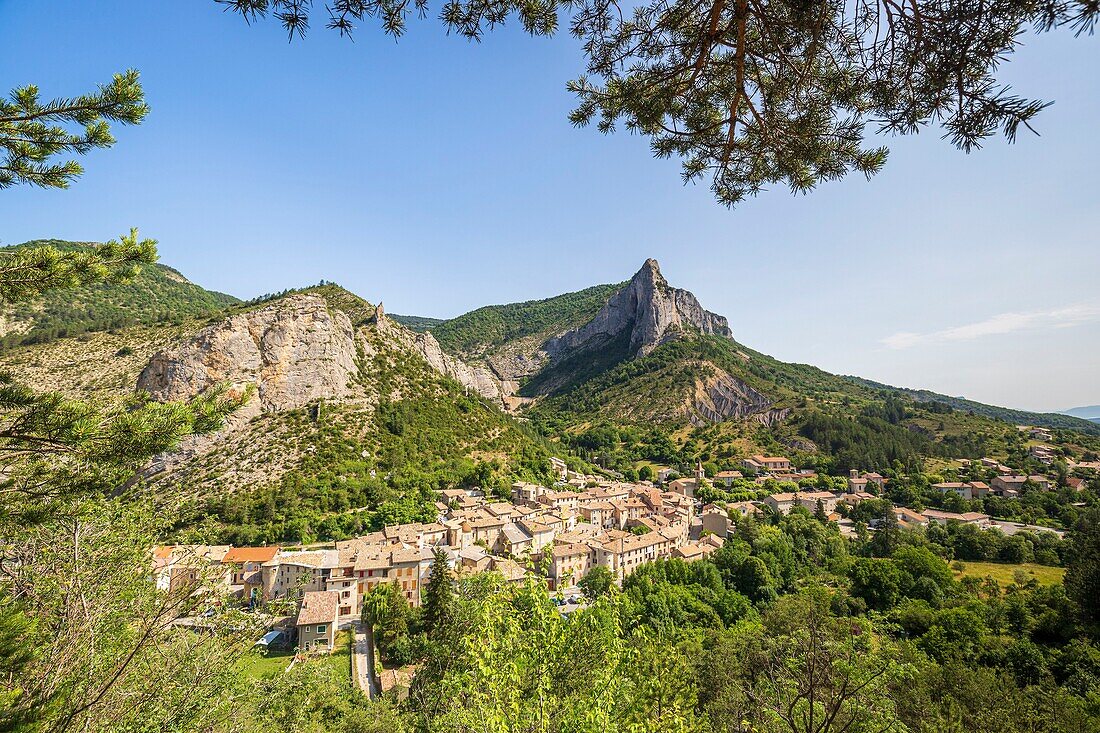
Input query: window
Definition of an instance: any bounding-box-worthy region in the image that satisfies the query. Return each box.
[316,624,327,633]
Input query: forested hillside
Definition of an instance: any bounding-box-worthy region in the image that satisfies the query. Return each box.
[0,278,560,546]
[390,314,444,331]
[0,240,239,350]
[430,282,623,358]
[423,265,1100,478]
[846,377,1100,435]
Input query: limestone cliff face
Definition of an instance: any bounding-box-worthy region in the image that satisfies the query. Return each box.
[407,330,511,406]
[543,259,731,360]
[137,294,359,422]
[372,304,511,406]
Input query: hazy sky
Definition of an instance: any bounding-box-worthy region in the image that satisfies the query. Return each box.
[1,1,1097,412]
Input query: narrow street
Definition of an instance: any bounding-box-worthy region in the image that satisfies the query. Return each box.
[353,623,380,699]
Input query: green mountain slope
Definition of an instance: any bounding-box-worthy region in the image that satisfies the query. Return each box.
[0,273,558,546]
[430,283,624,359]
[389,314,444,331]
[426,261,1100,476]
[844,378,1100,435]
[0,240,239,351]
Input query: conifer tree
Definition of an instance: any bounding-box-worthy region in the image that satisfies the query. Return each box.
[870,506,901,558]
[218,0,1098,207]
[1,70,147,189]
[0,232,247,732]
[422,547,455,636]
[1065,508,1100,632]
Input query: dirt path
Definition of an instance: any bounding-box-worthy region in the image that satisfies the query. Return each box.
[353,623,380,699]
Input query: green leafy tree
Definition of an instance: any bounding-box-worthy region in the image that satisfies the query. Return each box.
[578,564,615,601]
[849,557,902,612]
[0,233,245,732]
[700,592,911,733]
[1,70,147,189]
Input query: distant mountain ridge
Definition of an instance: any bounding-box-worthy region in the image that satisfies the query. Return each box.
[1060,405,1100,422]
[842,378,1100,434]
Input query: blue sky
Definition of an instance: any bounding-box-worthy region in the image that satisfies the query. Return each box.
[1,1,1097,412]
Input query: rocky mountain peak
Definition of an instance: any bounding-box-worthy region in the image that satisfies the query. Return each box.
[543,258,732,360]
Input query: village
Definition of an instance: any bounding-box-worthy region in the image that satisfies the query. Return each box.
[154,430,1090,678]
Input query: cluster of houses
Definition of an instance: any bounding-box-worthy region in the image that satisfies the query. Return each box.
[153,445,1091,654]
[153,463,724,653]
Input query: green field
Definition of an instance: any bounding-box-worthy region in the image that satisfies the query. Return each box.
[238,629,353,681]
[322,629,354,685]
[238,647,294,679]
[951,562,1065,587]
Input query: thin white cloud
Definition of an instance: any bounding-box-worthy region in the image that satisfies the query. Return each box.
[882,303,1100,350]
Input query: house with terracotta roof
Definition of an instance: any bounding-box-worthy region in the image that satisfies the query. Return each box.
[533,490,575,511]
[714,470,743,487]
[847,470,885,493]
[545,543,594,589]
[992,475,1051,495]
[922,509,990,527]
[490,557,529,583]
[796,491,842,513]
[296,590,339,652]
[741,455,792,472]
[579,500,618,529]
[673,535,723,562]
[516,519,556,552]
[894,507,928,529]
[153,545,230,595]
[932,481,991,501]
[595,531,675,580]
[499,522,534,556]
[700,506,731,538]
[1067,477,1089,492]
[221,546,279,604]
[261,549,339,602]
[457,545,492,573]
[763,492,799,514]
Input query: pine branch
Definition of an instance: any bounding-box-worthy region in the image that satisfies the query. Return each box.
[0,70,148,190]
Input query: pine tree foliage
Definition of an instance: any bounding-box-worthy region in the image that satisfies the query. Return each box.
[0,231,247,521]
[422,547,455,636]
[1065,508,1100,629]
[0,234,246,732]
[0,70,147,189]
[218,0,1097,206]
[0,229,155,303]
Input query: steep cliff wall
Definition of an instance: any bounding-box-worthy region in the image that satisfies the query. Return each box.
[543,258,732,361]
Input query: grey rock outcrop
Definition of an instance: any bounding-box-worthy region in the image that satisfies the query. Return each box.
[371,307,511,406]
[410,329,511,406]
[688,371,774,426]
[544,258,731,360]
[137,294,359,422]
